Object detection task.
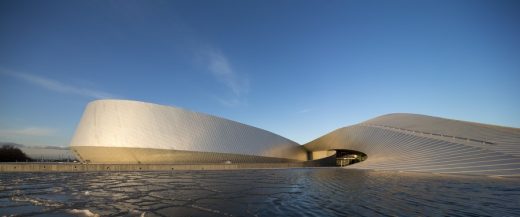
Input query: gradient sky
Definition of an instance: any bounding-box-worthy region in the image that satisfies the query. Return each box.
[1,0,519,147]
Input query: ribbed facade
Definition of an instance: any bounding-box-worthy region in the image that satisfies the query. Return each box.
[304,114,520,176]
[70,100,520,176]
[70,100,307,163]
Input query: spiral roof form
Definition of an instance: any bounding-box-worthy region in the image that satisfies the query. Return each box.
[69,100,520,175]
[304,113,520,176]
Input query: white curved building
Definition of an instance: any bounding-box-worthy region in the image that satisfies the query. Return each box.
[70,100,520,176]
[70,100,307,164]
[304,114,520,176]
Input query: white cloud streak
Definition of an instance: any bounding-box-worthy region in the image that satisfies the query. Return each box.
[1,69,116,99]
[214,97,245,107]
[298,108,313,114]
[202,48,249,106]
[0,127,56,137]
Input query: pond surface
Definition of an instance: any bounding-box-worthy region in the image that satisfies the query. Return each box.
[0,168,519,216]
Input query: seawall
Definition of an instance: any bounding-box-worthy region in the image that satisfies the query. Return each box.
[0,162,307,172]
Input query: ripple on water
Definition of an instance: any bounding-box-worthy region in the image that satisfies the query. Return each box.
[0,169,519,216]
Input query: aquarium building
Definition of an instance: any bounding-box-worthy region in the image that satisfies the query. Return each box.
[70,100,520,176]
[70,100,308,164]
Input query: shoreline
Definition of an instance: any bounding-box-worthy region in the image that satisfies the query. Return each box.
[0,162,307,172]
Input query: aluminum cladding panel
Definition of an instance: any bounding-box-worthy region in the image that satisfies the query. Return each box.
[304,114,520,176]
[70,100,307,161]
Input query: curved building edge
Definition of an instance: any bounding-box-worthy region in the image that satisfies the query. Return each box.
[69,100,520,176]
[304,113,520,176]
[70,99,307,164]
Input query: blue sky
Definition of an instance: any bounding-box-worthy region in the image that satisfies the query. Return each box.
[1,0,519,147]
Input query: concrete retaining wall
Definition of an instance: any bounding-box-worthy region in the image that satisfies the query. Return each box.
[0,162,306,172]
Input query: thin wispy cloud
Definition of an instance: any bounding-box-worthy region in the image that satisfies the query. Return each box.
[206,49,249,96]
[1,69,117,99]
[0,127,56,137]
[214,97,247,107]
[298,108,313,114]
[201,48,249,106]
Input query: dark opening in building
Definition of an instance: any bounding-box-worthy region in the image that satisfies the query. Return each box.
[335,149,367,167]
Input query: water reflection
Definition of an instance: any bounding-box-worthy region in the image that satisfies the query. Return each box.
[0,169,519,216]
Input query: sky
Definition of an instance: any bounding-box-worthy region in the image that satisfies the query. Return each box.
[1,0,519,147]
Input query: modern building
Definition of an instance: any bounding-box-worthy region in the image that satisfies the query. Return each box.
[70,100,307,164]
[305,113,520,176]
[70,100,520,176]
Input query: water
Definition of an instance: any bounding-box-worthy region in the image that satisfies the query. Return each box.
[0,168,519,216]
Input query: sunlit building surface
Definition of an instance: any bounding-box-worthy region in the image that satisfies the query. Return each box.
[305,113,520,176]
[70,100,520,176]
[70,100,307,164]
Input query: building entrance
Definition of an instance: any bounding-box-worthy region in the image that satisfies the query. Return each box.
[335,150,367,167]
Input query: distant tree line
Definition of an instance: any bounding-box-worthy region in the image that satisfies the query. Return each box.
[0,145,32,162]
